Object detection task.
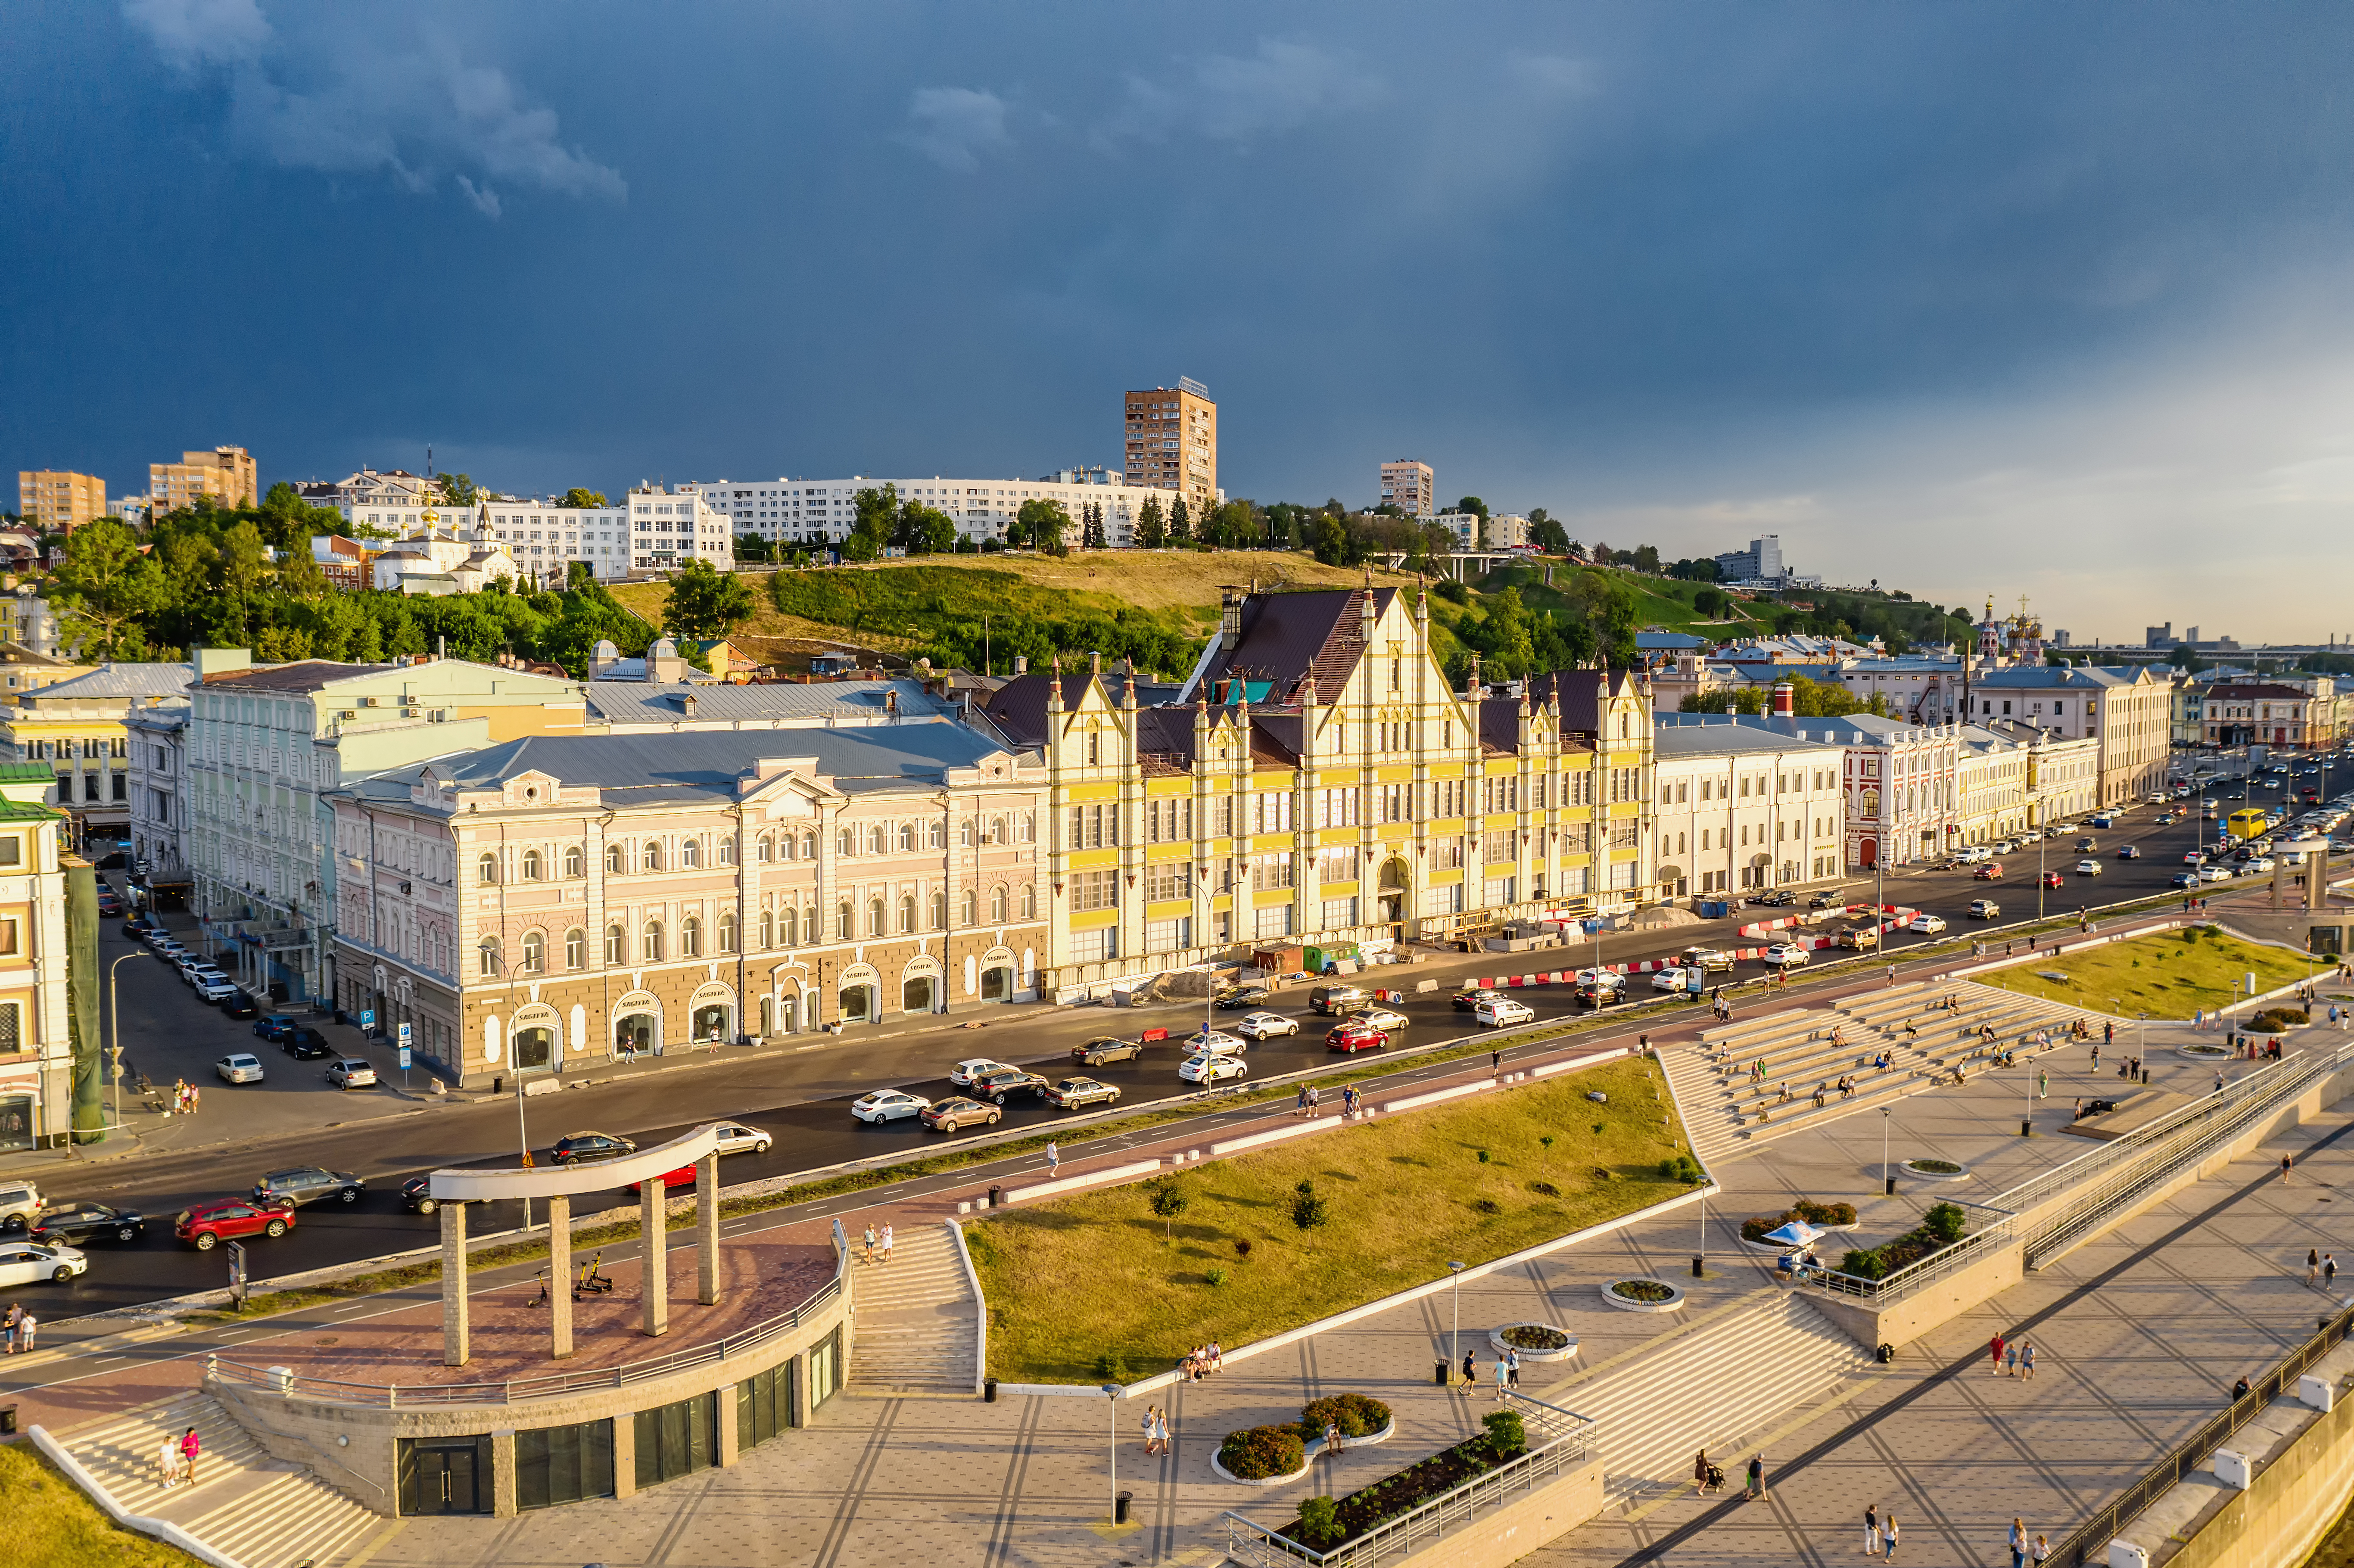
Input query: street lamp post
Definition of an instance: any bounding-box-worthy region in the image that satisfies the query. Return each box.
[107,949,151,1141]
[1883,1105,1894,1195]
[1448,1259,1467,1372]
[1102,1383,1125,1525]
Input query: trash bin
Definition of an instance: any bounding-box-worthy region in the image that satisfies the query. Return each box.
[985,1378,999,1403]
[987,1186,1002,1209]
[1434,1360,1450,1386]
[0,1404,15,1434]
[1115,1490,1133,1525]
[1875,1344,1894,1365]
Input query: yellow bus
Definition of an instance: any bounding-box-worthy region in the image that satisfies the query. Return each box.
[2226,808,2270,841]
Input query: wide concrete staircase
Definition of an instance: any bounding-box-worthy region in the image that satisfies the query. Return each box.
[57,1391,385,1567]
[845,1221,981,1397]
[1692,995,1935,1145]
[1553,1290,1875,1505]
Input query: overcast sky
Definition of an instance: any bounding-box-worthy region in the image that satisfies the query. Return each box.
[6,2,2353,642]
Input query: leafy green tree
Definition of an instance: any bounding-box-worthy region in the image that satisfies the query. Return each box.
[1146,1176,1190,1241]
[662,557,756,641]
[50,519,165,657]
[1527,509,1571,553]
[1135,495,1166,548]
[892,501,959,555]
[1011,498,1068,555]
[1456,496,1489,519]
[216,521,273,595]
[734,533,772,564]
[437,473,480,507]
[844,484,900,561]
[561,488,608,509]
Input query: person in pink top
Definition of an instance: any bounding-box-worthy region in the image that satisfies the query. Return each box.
[179,1427,200,1486]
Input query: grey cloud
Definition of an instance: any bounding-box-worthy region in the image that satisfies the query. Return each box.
[121,0,270,69]
[900,87,1013,172]
[1103,37,1381,146]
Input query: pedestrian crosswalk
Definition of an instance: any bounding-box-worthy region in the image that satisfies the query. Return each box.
[844,1220,981,1397]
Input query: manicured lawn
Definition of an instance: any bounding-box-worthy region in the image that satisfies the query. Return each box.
[966,1056,1694,1384]
[1977,926,2317,1019]
[0,1443,201,1567]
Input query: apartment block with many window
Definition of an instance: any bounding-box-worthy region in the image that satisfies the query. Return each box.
[16,470,108,532]
[684,471,1178,550]
[1650,726,1847,896]
[1125,379,1219,521]
[0,663,192,844]
[149,446,256,514]
[1380,460,1435,518]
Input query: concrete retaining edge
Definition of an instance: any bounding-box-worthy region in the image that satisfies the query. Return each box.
[946,1218,985,1398]
[1001,1158,1164,1204]
[28,1423,247,1568]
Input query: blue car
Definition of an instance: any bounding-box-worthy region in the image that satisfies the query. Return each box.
[2170,871,2198,889]
[252,1014,300,1042]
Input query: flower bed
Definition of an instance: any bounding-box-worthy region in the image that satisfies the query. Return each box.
[1836,1202,1967,1280]
[1298,1393,1393,1444]
[1900,1157,1970,1182]
[1601,1277,1685,1312]
[1282,1412,1527,1548]
[1738,1199,1859,1243]
[2247,1008,2310,1034]
[1488,1322,1578,1361]
[1217,1424,1309,1486]
[2177,1043,2232,1058]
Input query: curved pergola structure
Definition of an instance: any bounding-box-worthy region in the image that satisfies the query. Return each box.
[428,1123,732,1366]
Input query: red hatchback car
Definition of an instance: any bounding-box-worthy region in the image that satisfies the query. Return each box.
[1324,1020,1389,1054]
[175,1198,294,1251]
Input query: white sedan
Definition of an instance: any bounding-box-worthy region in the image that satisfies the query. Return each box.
[2197,864,2234,883]
[0,1242,87,1286]
[1907,914,1947,934]
[1651,967,1701,992]
[215,1053,265,1085]
[1179,1052,1248,1084]
[1188,1029,1247,1056]
[1346,1006,1410,1032]
[1760,943,1811,968]
[851,1090,931,1123]
[2074,859,2102,877]
[1234,1011,1298,1041]
[950,1058,1016,1087]
[1572,968,1626,990]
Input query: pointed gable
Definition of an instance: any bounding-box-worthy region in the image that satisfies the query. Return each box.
[1193,588,1399,706]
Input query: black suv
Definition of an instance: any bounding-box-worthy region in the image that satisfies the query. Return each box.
[551,1131,638,1164]
[971,1067,1050,1104]
[252,1166,367,1208]
[1071,1036,1143,1067]
[283,1027,333,1059]
[31,1201,146,1244]
[1753,890,1797,907]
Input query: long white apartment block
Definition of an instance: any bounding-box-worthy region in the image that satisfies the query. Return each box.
[685,468,1211,549]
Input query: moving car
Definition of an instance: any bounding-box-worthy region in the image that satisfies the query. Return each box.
[1652,966,1703,992]
[1188,1029,1247,1056]
[30,1201,145,1244]
[2076,837,2100,852]
[1576,980,1627,1009]
[1046,1076,1120,1109]
[1324,1020,1389,1053]
[1752,890,1797,907]
[325,1058,378,1089]
[1233,1012,1298,1042]
[1475,998,1535,1027]
[2183,851,2206,865]
[253,1015,301,1042]
[711,1123,773,1157]
[1452,988,1505,1011]
[399,1176,439,1215]
[1807,890,1848,909]
[1908,914,1947,934]
[2246,856,2277,874]
[1071,1035,1145,1066]
[2198,864,2233,883]
[252,1167,367,1207]
[1973,864,2005,880]
[2170,871,2199,889]
[0,1181,43,1232]
[1572,967,1626,990]
[0,1242,88,1285]
[550,1131,638,1163]
[1345,1005,1408,1032]
[1676,947,1736,973]
[2040,871,2065,889]
[1307,985,1370,1016]
[630,1164,704,1194]
[215,1053,265,1085]
[1968,899,2001,919]
[920,1096,999,1132]
[283,1028,333,1060]
[2075,859,2102,877]
[1179,1051,1248,1084]
[1761,942,1810,968]
[851,1091,930,1125]
[971,1067,1050,1104]
[2118,845,2142,859]
[1217,986,1272,1011]
[1835,925,1880,950]
[950,1058,1017,1088]
[175,1199,291,1250]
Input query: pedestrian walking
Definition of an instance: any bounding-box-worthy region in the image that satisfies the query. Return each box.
[2215,1070,2225,1094]
[1886,963,1896,988]
[1745,1453,1765,1500]
[179,1427,201,1487]
[1865,1503,1881,1555]
[862,1223,876,1265]
[2091,1044,2101,1073]
[16,1309,34,1353]
[1142,1405,1158,1455]
[2005,1340,2019,1377]
[2283,1153,2295,1185]
[1493,1357,1509,1400]
[1461,1350,1477,1387]
[1046,1141,1059,1176]
[2327,1253,2339,1290]
[1507,1348,1521,1388]
[1295,1085,1310,1119]
[156,1432,180,1488]
[878,1222,894,1264]
[1884,1514,1900,1562]
[2009,1518,2027,1568]
[2031,1534,2049,1565]
[1492,1049,1502,1073]
[2037,1067,2048,1099]
[1307,1084,1320,1118]
[2020,1341,2036,1379]
[2308,1248,2320,1287]
[1989,1332,2006,1374]
[0,1302,17,1355]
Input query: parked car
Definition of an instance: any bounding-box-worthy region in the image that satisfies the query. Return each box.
[1233,1012,1298,1042]
[1475,998,1534,1027]
[398,1176,439,1215]
[181,963,229,988]
[851,1091,930,1124]
[195,977,242,1005]
[1968,899,2002,919]
[1216,986,1272,1011]
[1452,988,1506,1011]
[971,1067,1050,1104]
[0,1242,88,1285]
[1307,985,1370,1016]
[253,1166,366,1208]
[283,1028,333,1060]
[1752,889,1797,907]
[325,1058,378,1090]
[120,918,157,940]
[2040,871,2064,889]
[549,1131,638,1164]
[1908,914,1947,934]
[1046,1076,1121,1109]
[215,1053,265,1085]
[1179,1051,1248,1084]
[2075,859,2102,877]
[1761,943,1811,968]
[1345,1005,1409,1032]
[1973,864,2005,880]
[1071,1035,1145,1065]
[30,1201,145,1245]
[0,1180,43,1232]
[1676,947,1736,972]
[253,1014,301,1042]
[219,990,260,1020]
[1324,1020,1389,1053]
[1807,890,1847,909]
[2118,845,2142,859]
[920,1095,999,1132]
[175,1199,291,1251]
[950,1058,1017,1088]
[1836,925,1880,950]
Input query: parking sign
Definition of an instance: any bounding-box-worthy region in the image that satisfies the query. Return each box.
[398,1045,412,1070]
[360,1009,376,1029]
[398,1021,412,1045]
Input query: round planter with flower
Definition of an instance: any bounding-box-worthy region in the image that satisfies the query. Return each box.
[1488,1322,1579,1361]
[1900,1157,1971,1182]
[1601,1278,1686,1313]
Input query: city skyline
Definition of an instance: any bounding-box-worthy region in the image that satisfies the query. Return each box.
[5,4,2354,637]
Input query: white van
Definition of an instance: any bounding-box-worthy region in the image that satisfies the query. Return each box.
[1474,998,1534,1028]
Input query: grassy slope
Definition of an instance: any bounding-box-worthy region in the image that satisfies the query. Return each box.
[968,1055,1692,1383]
[0,1444,202,1567]
[1474,562,1772,637]
[1977,928,2315,1019]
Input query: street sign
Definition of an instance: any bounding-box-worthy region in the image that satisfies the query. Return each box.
[359,1009,376,1029]
[227,1240,249,1312]
[398,1045,412,1070]
[398,1021,412,1045]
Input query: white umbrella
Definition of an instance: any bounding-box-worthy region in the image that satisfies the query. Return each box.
[1762,1220,1826,1248]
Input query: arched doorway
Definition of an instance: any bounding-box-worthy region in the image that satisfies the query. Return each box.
[688,982,735,1047]
[837,963,880,1025]
[509,1005,560,1073]
[1859,838,1878,869]
[978,946,1016,1002]
[901,955,942,1015]
[1658,862,1686,899]
[1376,856,1411,933]
[613,990,661,1058]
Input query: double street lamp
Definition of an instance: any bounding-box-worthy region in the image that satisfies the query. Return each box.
[106,949,152,1142]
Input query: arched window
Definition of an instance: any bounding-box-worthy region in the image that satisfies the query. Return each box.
[780,906,797,945]
[641,919,665,961]
[930,890,947,929]
[962,888,978,926]
[1020,812,1037,843]
[1020,884,1037,919]
[928,819,945,849]
[897,822,915,852]
[564,845,585,878]
[564,927,585,969]
[801,831,819,861]
[521,848,544,881]
[960,818,975,848]
[605,923,625,964]
[838,828,855,857]
[898,894,916,933]
[718,912,737,953]
[866,898,885,937]
[606,843,624,874]
[758,908,775,948]
[520,929,545,974]
[867,824,886,856]
[642,840,663,872]
[716,836,735,866]
[681,837,701,869]
[478,938,500,977]
[836,900,853,940]
[757,834,774,864]
[990,884,1008,924]
[801,903,816,944]
[984,816,1003,844]
[682,916,702,957]
[477,852,498,885]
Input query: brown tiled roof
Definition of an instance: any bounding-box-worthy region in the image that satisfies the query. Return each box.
[1196,588,1397,705]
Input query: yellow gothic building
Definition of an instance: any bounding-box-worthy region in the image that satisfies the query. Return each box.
[982,580,1657,998]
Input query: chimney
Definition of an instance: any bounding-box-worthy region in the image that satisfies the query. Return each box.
[1219,588,1246,651]
[1013,654,1028,676]
[1772,682,1795,717]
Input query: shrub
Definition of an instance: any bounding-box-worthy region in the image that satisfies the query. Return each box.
[1477,1149,1492,1163]
[1529,1181,1560,1197]
[1299,1392,1392,1442]
[1096,1348,1131,1381]
[1591,1166,1616,1183]
[1219,1424,1305,1480]
[1234,1238,1252,1258]
[1292,1188,1330,1229]
[1924,1202,1968,1244]
[1471,1198,1501,1215]
[1204,1266,1228,1287]
[2249,1008,2310,1033]
[1658,1154,1705,1184]
[1298,1495,1344,1548]
[1795,1199,1857,1226]
[1481,1409,1527,1459]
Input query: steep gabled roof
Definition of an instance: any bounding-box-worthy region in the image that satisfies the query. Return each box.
[1195,588,1397,706]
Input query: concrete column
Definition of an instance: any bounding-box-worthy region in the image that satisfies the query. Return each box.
[697,1152,721,1306]
[641,1177,668,1338]
[440,1200,470,1366]
[788,1350,811,1429]
[610,1411,638,1500]
[491,1428,517,1518]
[717,1385,740,1468]
[548,1193,573,1359]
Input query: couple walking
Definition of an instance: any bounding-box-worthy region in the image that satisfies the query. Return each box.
[1139,1404,1172,1456]
[155,1427,200,1488]
[859,1222,894,1265]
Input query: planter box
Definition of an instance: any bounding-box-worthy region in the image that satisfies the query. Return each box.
[1214,1449,1312,1487]
[1600,1279,1686,1313]
[1488,1325,1578,1362]
[1900,1159,1971,1182]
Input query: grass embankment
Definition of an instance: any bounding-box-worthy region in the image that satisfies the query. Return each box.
[0,1444,201,1566]
[1475,563,1769,638]
[967,1056,1694,1384]
[1979,926,2315,1019]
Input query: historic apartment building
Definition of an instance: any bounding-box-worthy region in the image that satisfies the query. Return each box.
[1966,665,2175,805]
[1650,726,1848,897]
[0,662,193,846]
[984,583,1658,999]
[326,724,1048,1088]
[0,764,75,1153]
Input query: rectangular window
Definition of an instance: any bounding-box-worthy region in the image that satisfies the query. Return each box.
[1144,862,1190,902]
[1068,925,1118,962]
[1483,831,1514,864]
[634,1393,719,1490]
[1145,916,1192,952]
[738,1363,798,1452]
[516,1420,614,1511]
[1610,821,1639,850]
[0,1002,17,1050]
[1484,876,1517,907]
[1249,852,1295,891]
[1320,896,1358,929]
[0,836,19,867]
[1254,904,1294,939]
[1072,870,1118,912]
